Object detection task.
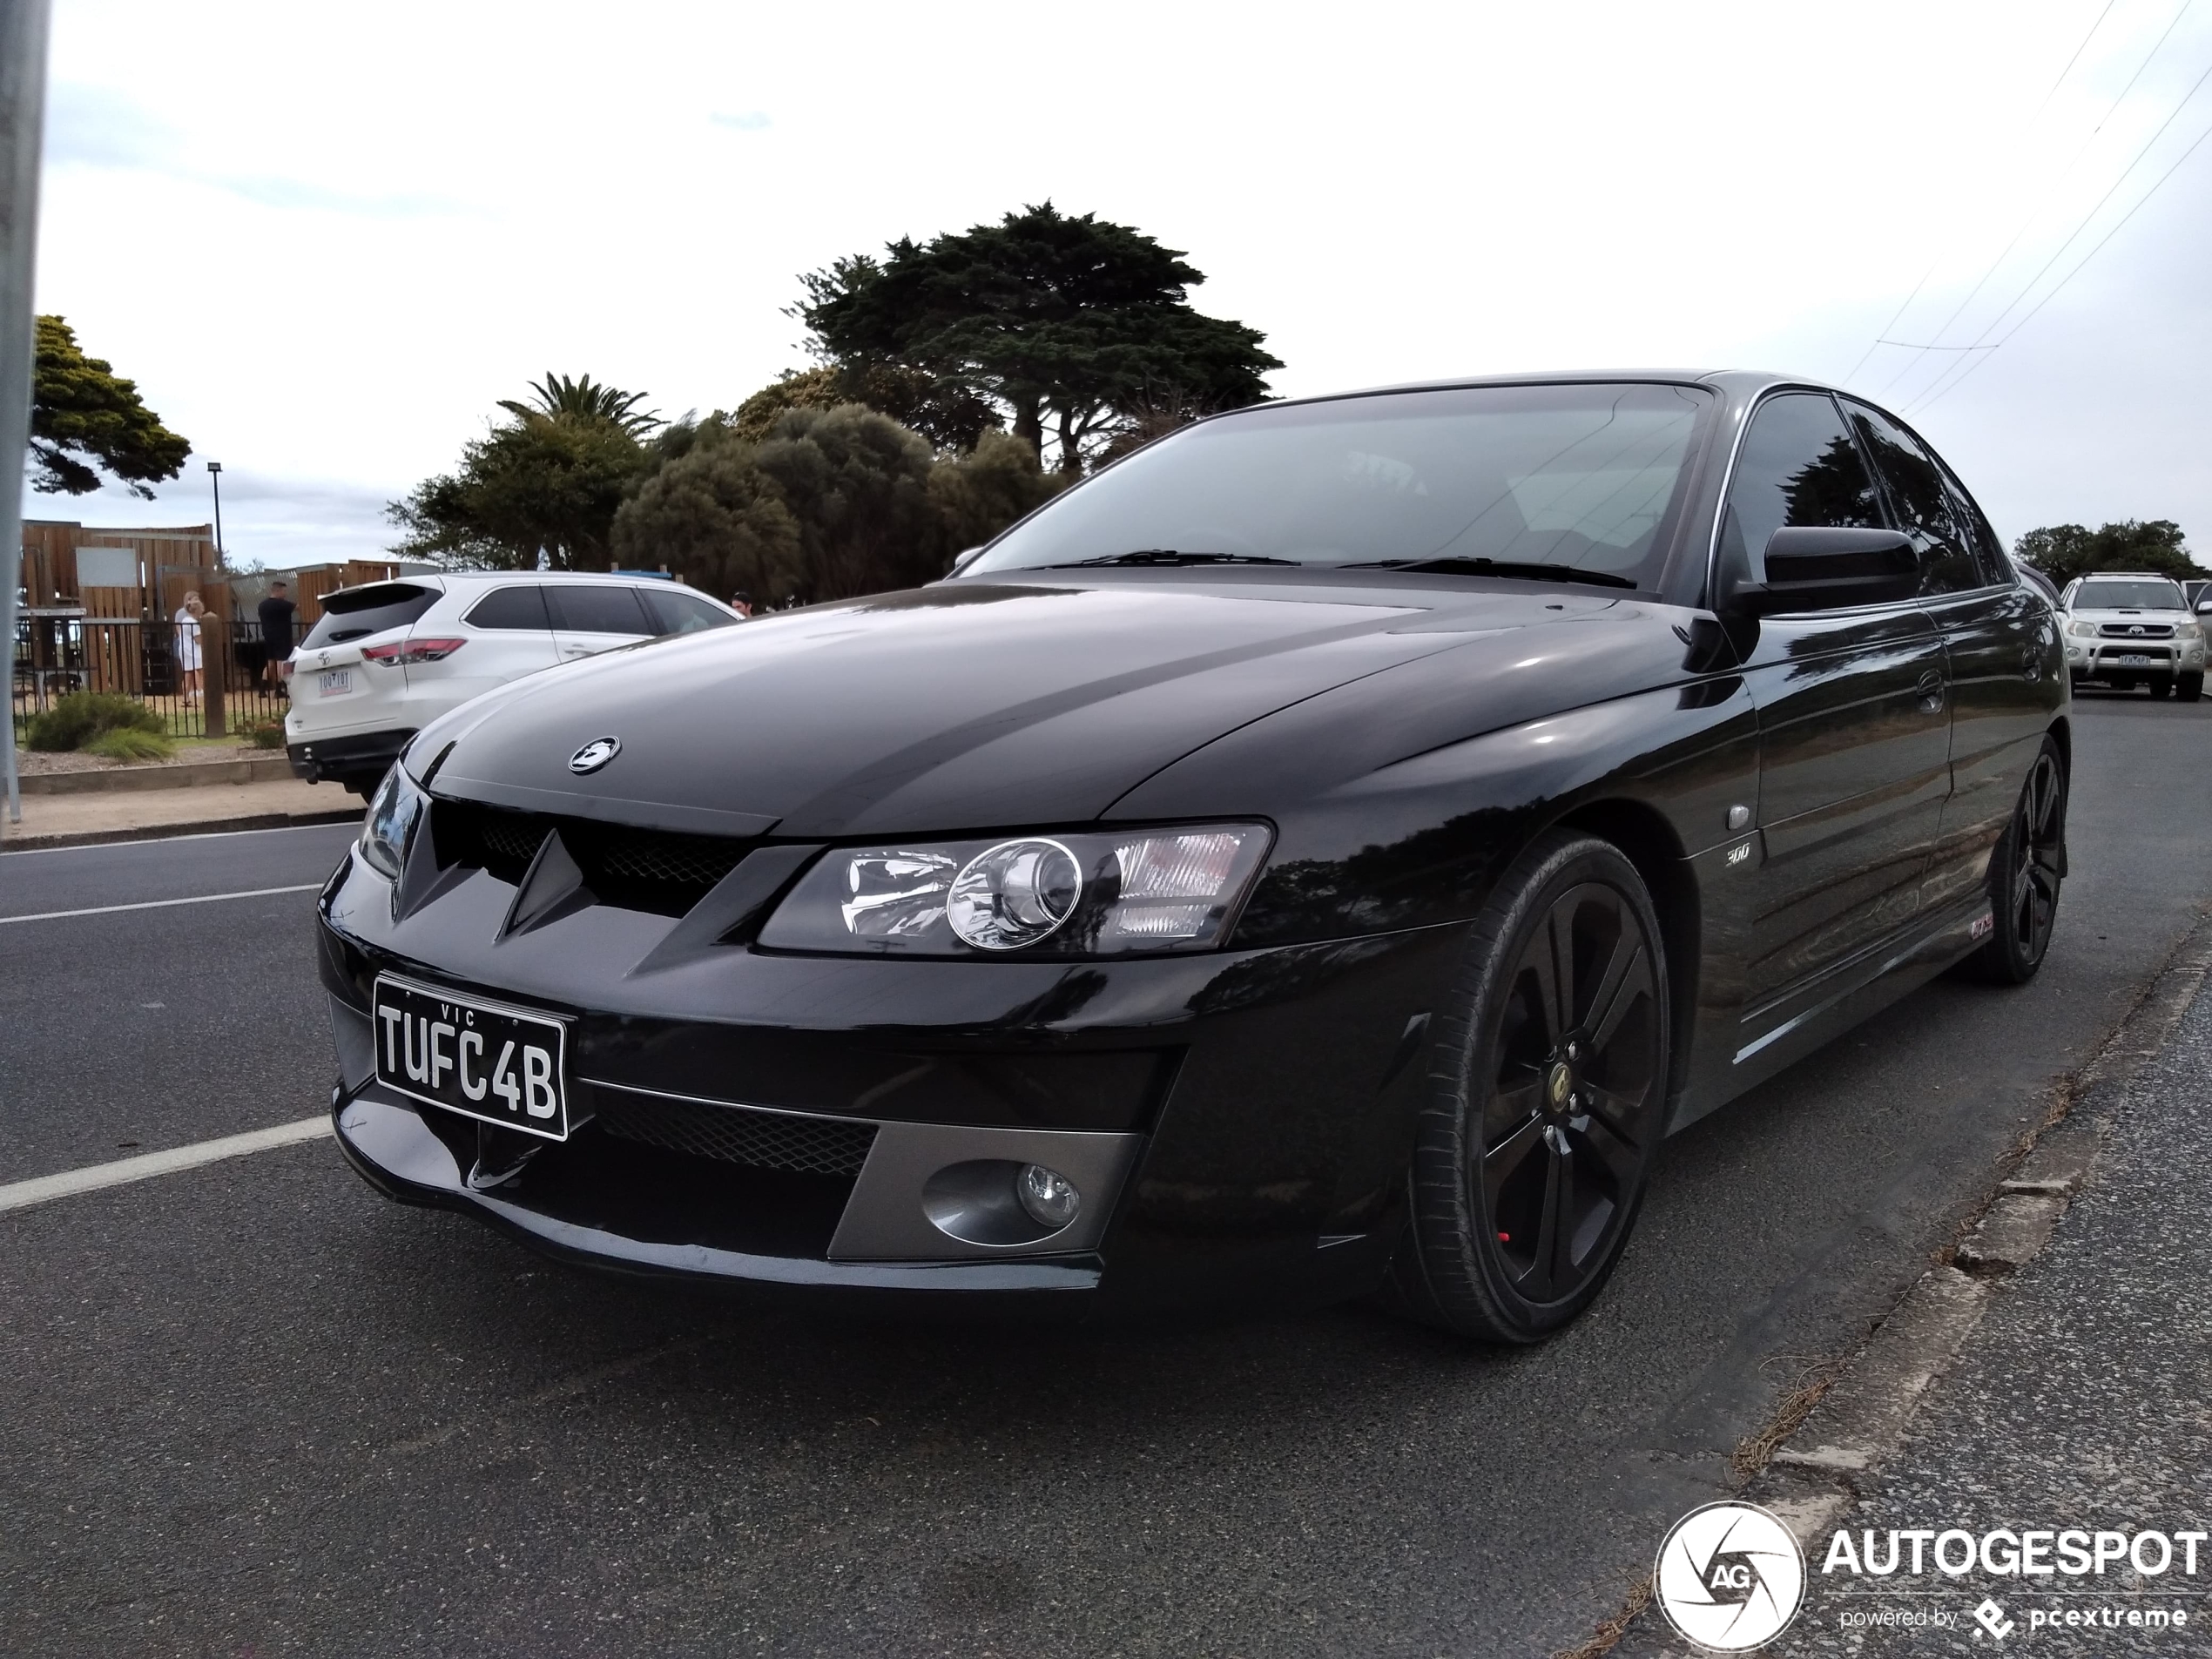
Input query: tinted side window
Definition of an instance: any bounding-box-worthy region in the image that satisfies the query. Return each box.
[547,585,654,635]
[1842,402,1981,597]
[300,582,441,649]
[641,589,735,635]
[1719,394,1886,589]
[463,585,551,631]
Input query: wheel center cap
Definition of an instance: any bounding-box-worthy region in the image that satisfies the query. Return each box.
[1547,1060,1575,1111]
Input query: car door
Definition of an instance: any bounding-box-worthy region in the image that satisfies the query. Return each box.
[420,582,561,706]
[1842,401,2055,914]
[546,583,658,662]
[1720,392,1953,1042]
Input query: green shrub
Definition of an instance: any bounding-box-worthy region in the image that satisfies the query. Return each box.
[82,726,177,763]
[243,715,287,750]
[24,691,166,752]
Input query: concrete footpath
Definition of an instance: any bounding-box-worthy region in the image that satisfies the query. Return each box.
[0,775,361,850]
[1613,934,2212,1657]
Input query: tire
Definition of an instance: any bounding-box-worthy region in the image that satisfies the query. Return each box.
[1969,736,2067,984]
[1389,831,1670,1342]
[2181,673,2203,704]
[2152,677,2175,699]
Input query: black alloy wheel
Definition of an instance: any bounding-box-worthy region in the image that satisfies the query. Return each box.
[1392,831,1669,1342]
[1971,737,2067,984]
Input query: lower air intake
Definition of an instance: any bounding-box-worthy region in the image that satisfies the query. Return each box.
[593,1091,877,1179]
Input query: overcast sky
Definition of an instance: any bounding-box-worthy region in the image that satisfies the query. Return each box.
[31,0,2212,570]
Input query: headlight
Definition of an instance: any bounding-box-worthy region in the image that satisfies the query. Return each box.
[759,824,1272,956]
[2067,619,2099,637]
[2176,621,2202,640]
[358,765,425,880]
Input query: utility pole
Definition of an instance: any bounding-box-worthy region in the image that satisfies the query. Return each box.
[0,0,48,828]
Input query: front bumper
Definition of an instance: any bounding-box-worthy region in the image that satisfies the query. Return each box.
[2064,640,2203,678]
[319,846,1458,1313]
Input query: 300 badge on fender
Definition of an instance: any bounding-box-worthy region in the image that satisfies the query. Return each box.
[370,974,570,1140]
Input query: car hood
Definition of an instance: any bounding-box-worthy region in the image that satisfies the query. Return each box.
[418,578,1648,839]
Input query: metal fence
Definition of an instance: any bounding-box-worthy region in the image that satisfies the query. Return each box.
[11,610,293,742]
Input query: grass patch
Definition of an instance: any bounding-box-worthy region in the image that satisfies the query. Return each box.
[24,691,166,752]
[82,726,178,762]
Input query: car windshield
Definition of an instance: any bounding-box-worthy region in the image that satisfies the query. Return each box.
[966,382,1714,590]
[2073,579,2183,610]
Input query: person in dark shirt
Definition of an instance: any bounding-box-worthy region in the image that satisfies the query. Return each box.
[259,580,298,684]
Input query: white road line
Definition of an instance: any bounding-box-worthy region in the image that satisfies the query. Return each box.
[0,819,360,858]
[0,883,321,925]
[0,1116,333,1216]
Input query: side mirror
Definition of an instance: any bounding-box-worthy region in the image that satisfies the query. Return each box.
[1723,527,1919,618]
[947,545,988,577]
[2195,600,2212,616]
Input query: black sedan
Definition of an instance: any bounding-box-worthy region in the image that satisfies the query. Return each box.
[320,372,2067,1341]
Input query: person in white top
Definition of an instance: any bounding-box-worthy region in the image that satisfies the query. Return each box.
[174,590,206,704]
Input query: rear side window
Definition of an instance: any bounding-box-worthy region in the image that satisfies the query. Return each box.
[300,582,441,648]
[547,584,654,636]
[463,585,551,631]
[641,589,735,635]
[1718,394,1886,589]
[1842,402,1982,597]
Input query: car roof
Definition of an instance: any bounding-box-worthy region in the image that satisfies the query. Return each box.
[1248,368,1824,415]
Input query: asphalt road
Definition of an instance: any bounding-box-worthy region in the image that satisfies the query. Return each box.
[3,693,2209,1659]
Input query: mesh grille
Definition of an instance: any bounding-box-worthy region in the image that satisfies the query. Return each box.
[477,813,549,865]
[594,829,747,889]
[433,799,750,914]
[594,1092,876,1178]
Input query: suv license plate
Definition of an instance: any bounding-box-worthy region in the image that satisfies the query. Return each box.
[2116,653,2154,666]
[371,974,570,1140]
[320,668,352,695]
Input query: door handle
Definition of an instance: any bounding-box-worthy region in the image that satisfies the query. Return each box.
[1915,668,1946,713]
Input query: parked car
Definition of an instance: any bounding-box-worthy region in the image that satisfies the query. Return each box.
[2182,577,2212,618]
[319,372,2066,1343]
[2059,571,2204,700]
[285,572,739,795]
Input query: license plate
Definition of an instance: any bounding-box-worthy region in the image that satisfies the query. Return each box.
[2116,654,2154,666]
[320,668,353,696]
[371,974,570,1140]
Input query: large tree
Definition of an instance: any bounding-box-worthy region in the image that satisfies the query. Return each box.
[793,203,1279,472]
[2015,521,2202,590]
[611,410,1064,604]
[30,315,192,497]
[388,379,651,570]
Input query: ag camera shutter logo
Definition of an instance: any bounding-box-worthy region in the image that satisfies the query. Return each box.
[1655,1501,1807,1650]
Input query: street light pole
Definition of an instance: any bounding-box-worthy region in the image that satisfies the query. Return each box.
[207,459,224,562]
[0,0,51,830]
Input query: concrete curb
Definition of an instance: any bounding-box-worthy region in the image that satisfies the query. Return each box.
[17,753,295,795]
[1576,907,2212,1658]
[1747,910,2212,1541]
[0,807,361,853]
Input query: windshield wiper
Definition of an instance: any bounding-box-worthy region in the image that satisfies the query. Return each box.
[1333,556,1638,590]
[1048,549,1301,568]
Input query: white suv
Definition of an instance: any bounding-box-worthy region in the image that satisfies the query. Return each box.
[285,571,739,795]
[2060,571,2205,702]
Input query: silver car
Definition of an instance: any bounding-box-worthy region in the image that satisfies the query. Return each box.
[2060,571,2205,701]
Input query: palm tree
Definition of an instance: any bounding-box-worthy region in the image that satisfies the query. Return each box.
[498,372,663,436]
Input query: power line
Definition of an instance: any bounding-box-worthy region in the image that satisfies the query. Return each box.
[1875,0,2194,403]
[1908,100,2212,415]
[1851,0,2186,395]
[1904,49,2212,412]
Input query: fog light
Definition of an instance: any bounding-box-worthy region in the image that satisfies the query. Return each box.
[1016,1163,1081,1230]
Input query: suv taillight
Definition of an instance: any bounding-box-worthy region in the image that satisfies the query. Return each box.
[362,637,466,666]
